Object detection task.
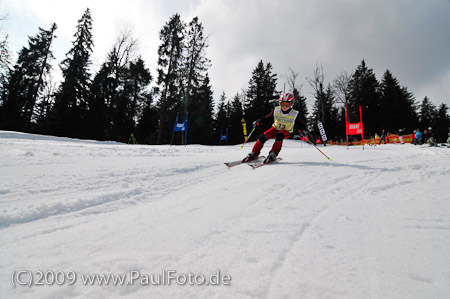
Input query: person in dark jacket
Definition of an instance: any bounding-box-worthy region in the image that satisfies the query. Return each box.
[426,127,437,146]
[379,129,387,144]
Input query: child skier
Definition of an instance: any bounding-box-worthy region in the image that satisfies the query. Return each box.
[243,93,304,164]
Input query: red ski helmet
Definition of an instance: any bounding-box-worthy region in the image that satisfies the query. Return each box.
[279,93,295,108]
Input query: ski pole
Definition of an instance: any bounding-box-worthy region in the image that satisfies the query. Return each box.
[241,127,256,148]
[292,103,331,161]
[309,140,331,160]
[302,133,331,160]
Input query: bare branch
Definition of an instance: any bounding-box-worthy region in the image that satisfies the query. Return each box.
[282,67,303,95]
[333,70,351,106]
[109,25,138,73]
[307,62,325,95]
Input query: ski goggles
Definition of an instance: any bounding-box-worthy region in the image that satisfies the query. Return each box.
[280,102,291,107]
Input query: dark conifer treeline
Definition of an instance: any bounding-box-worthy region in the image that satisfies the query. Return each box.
[0,10,449,144]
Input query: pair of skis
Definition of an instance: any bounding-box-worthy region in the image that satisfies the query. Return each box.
[224,156,282,169]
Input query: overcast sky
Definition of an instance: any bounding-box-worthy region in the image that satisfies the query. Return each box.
[2,0,450,111]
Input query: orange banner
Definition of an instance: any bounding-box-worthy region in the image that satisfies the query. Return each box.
[328,133,414,146]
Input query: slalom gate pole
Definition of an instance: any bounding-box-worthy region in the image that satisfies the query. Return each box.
[241,127,256,148]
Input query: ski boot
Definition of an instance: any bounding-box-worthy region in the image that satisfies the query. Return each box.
[264,152,277,164]
[242,152,259,162]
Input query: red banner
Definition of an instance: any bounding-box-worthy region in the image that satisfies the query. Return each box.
[347,122,363,135]
[345,106,364,150]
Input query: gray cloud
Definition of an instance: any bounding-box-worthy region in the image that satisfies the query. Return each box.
[194,0,450,107]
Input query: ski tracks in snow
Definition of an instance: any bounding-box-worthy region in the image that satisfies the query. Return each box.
[2,134,450,299]
[262,165,383,299]
[263,146,450,299]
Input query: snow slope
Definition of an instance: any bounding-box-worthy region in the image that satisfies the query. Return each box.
[1,131,450,299]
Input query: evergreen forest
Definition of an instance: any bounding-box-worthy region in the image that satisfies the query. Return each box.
[1,9,449,144]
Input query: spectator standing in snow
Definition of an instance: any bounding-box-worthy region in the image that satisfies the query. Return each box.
[426,127,437,146]
[373,133,380,145]
[447,127,450,146]
[413,129,422,145]
[422,129,428,144]
[398,128,405,144]
[379,129,387,144]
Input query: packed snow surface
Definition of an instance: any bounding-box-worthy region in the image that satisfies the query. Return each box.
[1,131,450,299]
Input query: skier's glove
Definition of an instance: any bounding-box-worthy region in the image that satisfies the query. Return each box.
[252,119,261,127]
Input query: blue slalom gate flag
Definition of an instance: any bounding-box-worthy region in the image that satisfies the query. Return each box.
[171,111,189,146]
[174,121,187,132]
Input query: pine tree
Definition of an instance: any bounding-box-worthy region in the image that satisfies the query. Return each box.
[308,64,338,141]
[32,80,57,133]
[181,17,210,110]
[0,14,12,102]
[309,65,326,127]
[347,60,380,135]
[86,28,152,143]
[310,84,338,142]
[336,106,347,142]
[214,91,247,145]
[434,104,449,142]
[399,86,418,132]
[418,96,437,130]
[324,85,341,140]
[229,92,245,144]
[128,58,153,125]
[292,88,308,131]
[215,92,229,143]
[1,23,56,131]
[136,99,158,144]
[51,8,93,138]
[112,57,152,142]
[85,64,111,140]
[244,60,278,130]
[378,70,398,131]
[187,74,214,144]
[179,16,212,145]
[379,70,417,133]
[155,14,185,144]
